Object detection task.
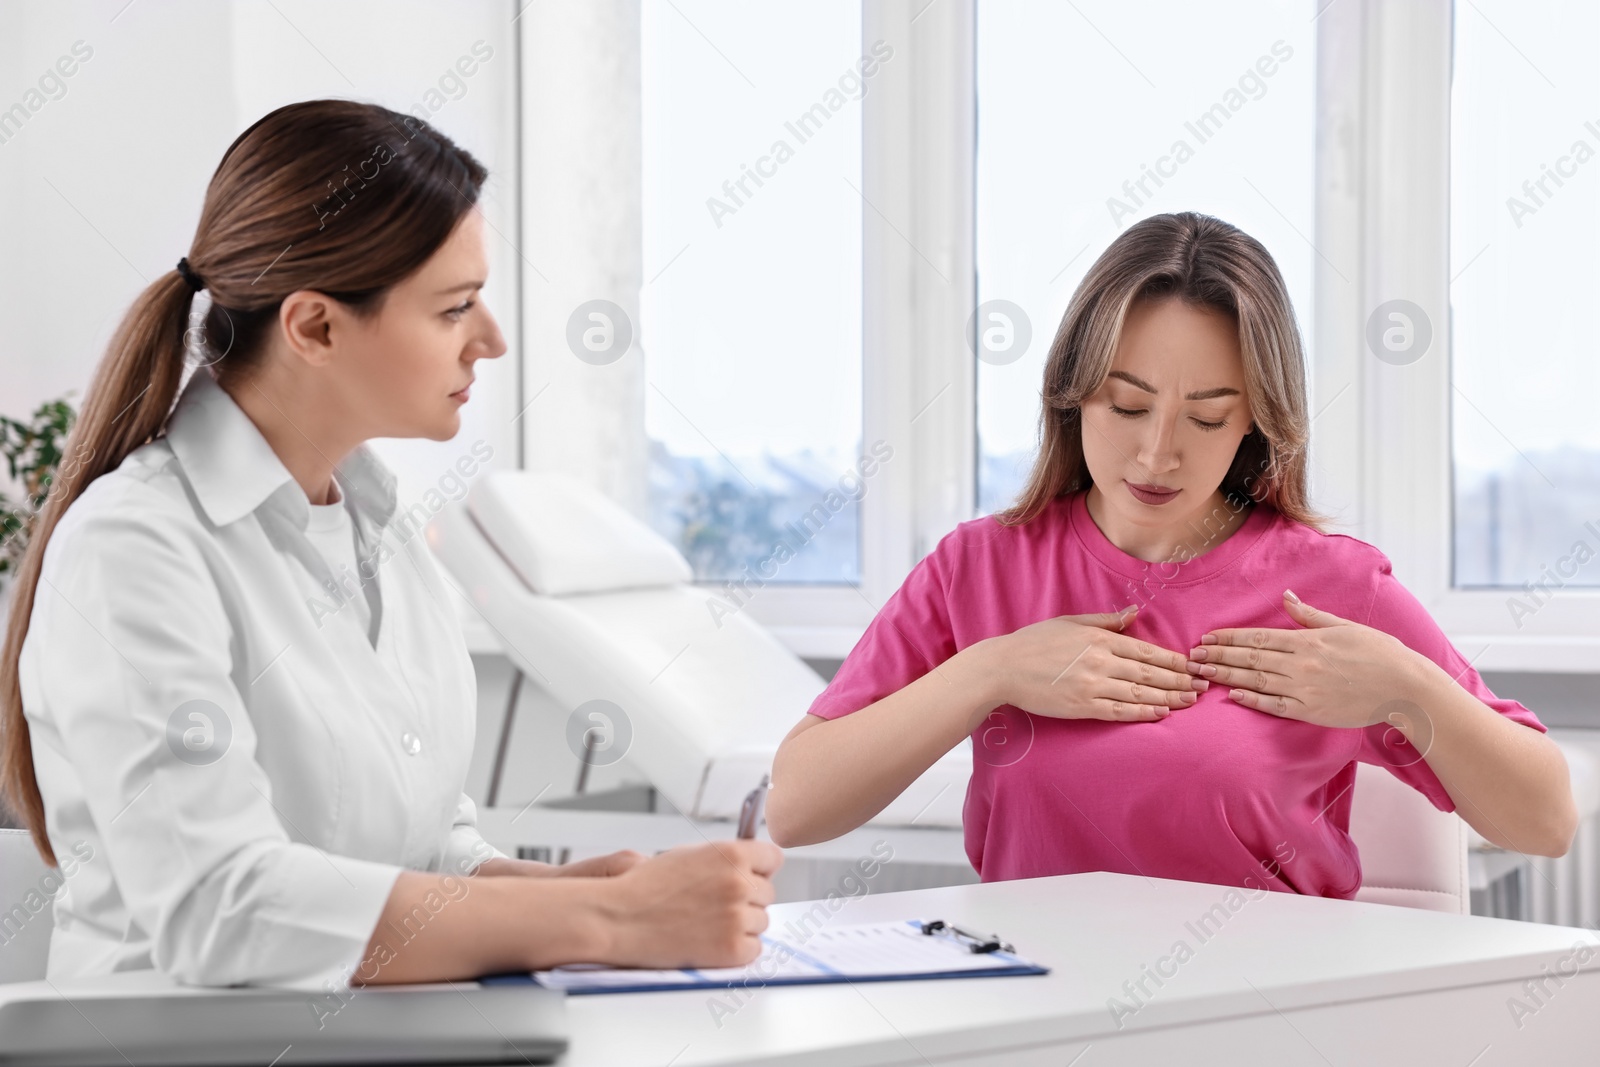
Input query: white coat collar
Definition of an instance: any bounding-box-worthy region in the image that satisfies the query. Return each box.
[163,368,399,532]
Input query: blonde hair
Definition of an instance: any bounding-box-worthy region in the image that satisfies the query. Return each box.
[998,211,1329,531]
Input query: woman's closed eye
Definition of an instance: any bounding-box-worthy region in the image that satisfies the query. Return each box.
[1108,403,1228,432]
[444,299,476,321]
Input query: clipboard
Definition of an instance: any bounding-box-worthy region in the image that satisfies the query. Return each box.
[480,919,1049,995]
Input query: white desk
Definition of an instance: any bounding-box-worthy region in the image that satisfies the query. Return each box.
[4,871,1598,1065]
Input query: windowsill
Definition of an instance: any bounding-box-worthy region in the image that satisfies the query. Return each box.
[756,626,1600,673]
[456,592,1600,675]
[763,625,866,660]
[1453,636,1600,675]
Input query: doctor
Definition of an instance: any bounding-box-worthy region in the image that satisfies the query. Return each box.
[0,99,779,990]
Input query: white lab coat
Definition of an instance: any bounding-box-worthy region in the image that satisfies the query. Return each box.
[18,367,505,990]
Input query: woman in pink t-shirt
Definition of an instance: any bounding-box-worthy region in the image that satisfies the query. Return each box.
[767,212,1576,898]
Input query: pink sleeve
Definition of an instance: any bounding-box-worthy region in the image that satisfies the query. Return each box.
[805,537,961,720]
[1353,556,1547,812]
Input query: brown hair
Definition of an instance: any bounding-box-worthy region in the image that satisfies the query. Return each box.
[1,100,488,863]
[998,211,1328,532]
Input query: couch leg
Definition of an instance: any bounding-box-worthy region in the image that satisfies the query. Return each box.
[486,669,524,809]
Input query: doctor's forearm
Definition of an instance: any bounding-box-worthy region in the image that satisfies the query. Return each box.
[1392,655,1578,857]
[354,839,779,983]
[767,639,1005,848]
[353,870,610,985]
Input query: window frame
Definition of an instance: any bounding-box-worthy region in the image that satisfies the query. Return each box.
[1312,0,1600,673]
[739,0,977,656]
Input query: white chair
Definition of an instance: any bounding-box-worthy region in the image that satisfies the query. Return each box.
[426,470,1486,906]
[1349,763,1470,913]
[425,471,969,866]
[0,827,54,982]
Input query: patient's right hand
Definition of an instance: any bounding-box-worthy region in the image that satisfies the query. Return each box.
[597,839,783,969]
[982,607,1207,723]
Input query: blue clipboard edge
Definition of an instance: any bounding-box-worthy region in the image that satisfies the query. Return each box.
[480,964,1049,996]
[479,916,1050,996]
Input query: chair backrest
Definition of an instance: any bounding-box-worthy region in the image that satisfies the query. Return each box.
[1348,762,1470,913]
[466,471,692,596]
[0,827,55,982]
[428,473,830,818]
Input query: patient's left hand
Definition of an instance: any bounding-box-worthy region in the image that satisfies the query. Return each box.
[477,850,647,878]
[1186,590,1428,730]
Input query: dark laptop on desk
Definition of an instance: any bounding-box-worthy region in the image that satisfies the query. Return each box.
[0,982,566,1065]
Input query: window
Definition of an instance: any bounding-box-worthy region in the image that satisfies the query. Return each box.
[1304,0,1598,667]
[1450,0,1600,590]
[570,0,1598,663]
[975,0,1316,516]
[640,1,866,584]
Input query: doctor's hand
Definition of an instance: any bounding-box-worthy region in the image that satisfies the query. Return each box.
[595,839,783,969]
[980,605,1208,723]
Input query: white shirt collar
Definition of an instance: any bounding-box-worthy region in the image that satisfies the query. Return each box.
[163,368,399,532]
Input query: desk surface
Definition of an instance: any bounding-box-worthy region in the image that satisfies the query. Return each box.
[4,871,1598,1065]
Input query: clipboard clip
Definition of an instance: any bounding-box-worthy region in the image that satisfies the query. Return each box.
[919,920,1013,955]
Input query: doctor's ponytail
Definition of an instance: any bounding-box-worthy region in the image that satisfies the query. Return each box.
[1,99,487,864]
[0,273,196,866]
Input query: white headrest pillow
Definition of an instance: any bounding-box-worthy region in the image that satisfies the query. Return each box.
[468,471,692,596]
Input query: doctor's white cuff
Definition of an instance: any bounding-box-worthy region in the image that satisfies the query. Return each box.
[442,825,505,876]
[157,842,401,994]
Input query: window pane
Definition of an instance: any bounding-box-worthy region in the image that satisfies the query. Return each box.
[641,2,864,584]
[1451,0,1600,588]
[975,0,1315,516]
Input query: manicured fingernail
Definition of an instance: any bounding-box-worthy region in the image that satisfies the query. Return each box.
[1284,588,1301,604]
[1200,634,1218,645]
[1192,679,1210,692]
[1180,691,1197,703]
[1199,664,1217,678]
[1190,647,1208,661]
[1185,661,1204,675]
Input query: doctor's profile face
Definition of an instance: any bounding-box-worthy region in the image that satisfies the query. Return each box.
[276,210,508,442]
[1079,295,1256,533]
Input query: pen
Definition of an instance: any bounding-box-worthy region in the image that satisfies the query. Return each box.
[737,773,770,839]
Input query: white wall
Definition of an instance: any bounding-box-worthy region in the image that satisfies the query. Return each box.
[0,0,523,506]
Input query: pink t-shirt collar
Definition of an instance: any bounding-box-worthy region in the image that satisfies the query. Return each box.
[1068,487,1277,585]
